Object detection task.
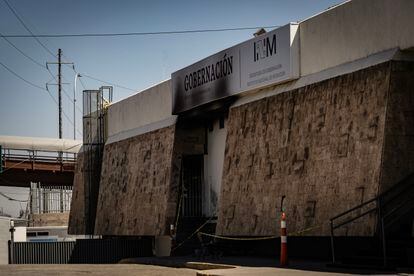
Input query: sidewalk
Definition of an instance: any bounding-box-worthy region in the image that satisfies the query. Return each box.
[120,256,409,275]
[1,256,412,275]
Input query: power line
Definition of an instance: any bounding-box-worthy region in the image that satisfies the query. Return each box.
[1,0,81,99]
[2,0,56,57]
[61,56,135,93]
[0,191,28,202]
[0,0,83,125]
[1,26,281,38]
[0,178,29,202]
[1,0,281,97]
[0,32,83,114]
[0,61,45,90]
[46,68,83,114]
[1,0,140,96]
[78,77,87,90]
[82,74,137,92]
[1,22,135,95]
[0,60,82,136]
[1,2,110,114]
[0,32,45,68]
[45,88,82,137]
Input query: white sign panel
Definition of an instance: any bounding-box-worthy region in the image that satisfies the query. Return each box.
[172,23,299,114]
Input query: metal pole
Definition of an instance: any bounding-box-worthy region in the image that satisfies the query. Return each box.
[381,217,387,267]
[73,73,81,140]
[9,220,15,264]
[60,186,64,213]
[58,48,62,139]
[74,74,77,140]
[0,145,2,173]
[38,183,42,214]
[330,220,336,264]
[377,197,387,268]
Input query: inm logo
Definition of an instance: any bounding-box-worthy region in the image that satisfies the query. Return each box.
[253,34,277,62]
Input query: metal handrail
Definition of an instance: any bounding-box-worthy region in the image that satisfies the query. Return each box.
[383,195,414,226]
[330,197,377,221]
[331,176,412,225]
[330,172,414,267]
[332,207,378,230]
[4,154,76,163]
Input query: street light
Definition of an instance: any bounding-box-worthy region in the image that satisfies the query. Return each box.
[74,73,82,140]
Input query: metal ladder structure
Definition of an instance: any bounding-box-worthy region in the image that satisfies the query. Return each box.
[82,86,112,234]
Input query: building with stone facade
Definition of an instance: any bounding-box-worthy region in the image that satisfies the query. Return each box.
[69,0,414,248]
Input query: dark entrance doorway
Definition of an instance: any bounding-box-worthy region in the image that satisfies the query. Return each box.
[182,155,203,218]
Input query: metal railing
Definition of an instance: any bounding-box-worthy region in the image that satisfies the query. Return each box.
[30,183,72,214]
[9,241,75,264]
[9,238,153,264]
[330,173,414,267]
[2,148,76,165]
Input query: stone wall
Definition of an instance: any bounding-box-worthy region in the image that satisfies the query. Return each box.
[94,125,176,236]
[68,147,102,235]
[380,61,414,192]
[30,213,69,227]
[216,63,391,236]
[68,152,86,234]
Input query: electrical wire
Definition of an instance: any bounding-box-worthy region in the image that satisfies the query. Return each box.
[1,26,281,38]
[67,63,136,93]
[2,0,56,58]
[0,61,45,90]
[0,32,45,68]
[46,68,83,114]
[0,29,84,115]
[78,77,87,90]
[2,20,131,97]
[0,1,84,114]
[2,0,139,96]
[0,60,82,136]
[0,156,31,174]
[82,73,137,92]
[0,179,29,202]
[1,0,281,97]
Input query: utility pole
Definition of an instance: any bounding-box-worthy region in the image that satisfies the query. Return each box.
[46,49,74,139]
[46,50,74,215]
[58,49,62,139]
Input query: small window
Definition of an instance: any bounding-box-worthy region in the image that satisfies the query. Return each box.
[208,122,214,132]
[27,232,36,237]
[37,232,49,236]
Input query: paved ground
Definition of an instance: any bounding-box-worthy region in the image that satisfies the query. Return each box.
[121,256,412,275]
[1,263,412,276]
[0,264,196,276]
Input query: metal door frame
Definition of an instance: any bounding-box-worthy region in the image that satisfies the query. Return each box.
[181,154,204,218]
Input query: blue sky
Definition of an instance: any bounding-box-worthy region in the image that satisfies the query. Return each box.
[0,0,343,140]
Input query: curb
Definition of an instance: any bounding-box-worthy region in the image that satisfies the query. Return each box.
[185,262,235,270]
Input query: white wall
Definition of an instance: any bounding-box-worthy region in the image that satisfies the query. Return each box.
[107,79,176,143]
[299,0,414,76]
[0,219,9,264]
[14,227,26,242]
[232,0,414,108]
[203,118,227,217]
